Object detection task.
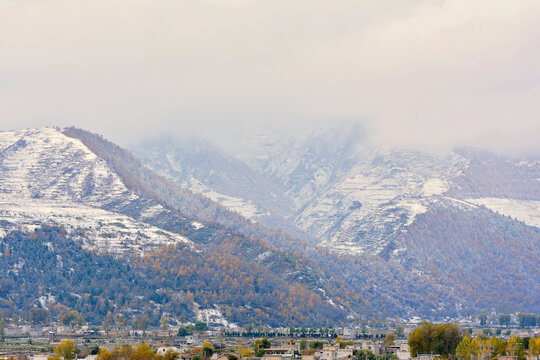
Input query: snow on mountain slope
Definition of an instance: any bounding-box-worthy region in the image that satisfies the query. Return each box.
[185,176,268,220]
[250,128,363,211]
[259,135,540,256]
[0,129,27,151]
[131,136,320,245]
[133,136,293,221]
[233,127,470,254]
[135,127,473,255]
[0,128,127,201]
[0,128,190,252]
[132,126,540,260]
[293,149,468,254]
[465,197,540,228]
[0,199,187,253]
[446,149,540,200]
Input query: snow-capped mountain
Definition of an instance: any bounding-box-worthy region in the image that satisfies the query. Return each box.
[0,127,365,325]
[259,136,540,257]
[132,136,317,244]
[134,128,540,315]
[238,129,474,255]
[0,128,190,253]
[133,136,293,219]
[2,126,538,321]
[136,127,540,259]
[291,149,468,254]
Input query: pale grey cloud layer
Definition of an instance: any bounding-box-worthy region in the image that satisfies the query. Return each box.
[1,0,539,155]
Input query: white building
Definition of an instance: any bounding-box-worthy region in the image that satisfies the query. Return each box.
[395,343,410,360]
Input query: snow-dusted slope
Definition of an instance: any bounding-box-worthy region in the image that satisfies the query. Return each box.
[131,136,319,245]
[133,126,540,259]
[294,150,468,254]
[0,128,127,201]
[228,131,540,256]
[132,136,293,222]
[465,197,540,228]
[185,177,269,220]
[0,199,187,252]
[237,129,470,254]
[135,128,474,255]
[0,128,190,253]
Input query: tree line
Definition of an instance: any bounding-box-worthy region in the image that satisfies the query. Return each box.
[408,322,540,360]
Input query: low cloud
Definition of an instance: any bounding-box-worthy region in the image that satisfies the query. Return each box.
[1,0,539,155]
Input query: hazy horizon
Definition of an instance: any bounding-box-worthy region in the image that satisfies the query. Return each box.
[1,0,540,156]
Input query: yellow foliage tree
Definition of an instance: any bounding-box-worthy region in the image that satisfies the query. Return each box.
[455,335,471,360]
[132,344,155,360]
[237,345,252,358]
[385,333,395,347]
[97,348,112,360]
[529,337,540,359]
[469,338,481,360]
[50,339,77,360]
[202,340,213,360]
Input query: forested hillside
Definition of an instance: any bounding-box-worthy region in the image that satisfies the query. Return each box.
[62,128,372,315]
[394,201,540,314]
[0,226,345,326]
[446,149,540,200]
[134,128,540,319]
[1,127,538,325]
[63,127,310,252]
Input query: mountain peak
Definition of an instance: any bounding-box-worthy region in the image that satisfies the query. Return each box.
[0,127,191,252]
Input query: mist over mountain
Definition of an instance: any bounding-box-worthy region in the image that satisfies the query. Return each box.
[133,124,540,314]
[134,124,540,253]
[2,126,538,327]
[3,1,540,155]
[0,127,348,326]
[2,0,540,332]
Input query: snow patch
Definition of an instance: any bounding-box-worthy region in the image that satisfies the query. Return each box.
[195,304,237,328]
[0,198,192,254]
[465,197,540,228]
[422,178,447,196]
[255,250,272,262]
[38,294,56,308]
[186,177,269,220]
[191,221,204,230]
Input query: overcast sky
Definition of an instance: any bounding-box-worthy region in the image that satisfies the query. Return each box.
[1,0,539,155]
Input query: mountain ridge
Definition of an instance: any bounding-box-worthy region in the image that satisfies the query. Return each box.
[0,127,360,326]
[1,126,538,325]
[132,127,540,316]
